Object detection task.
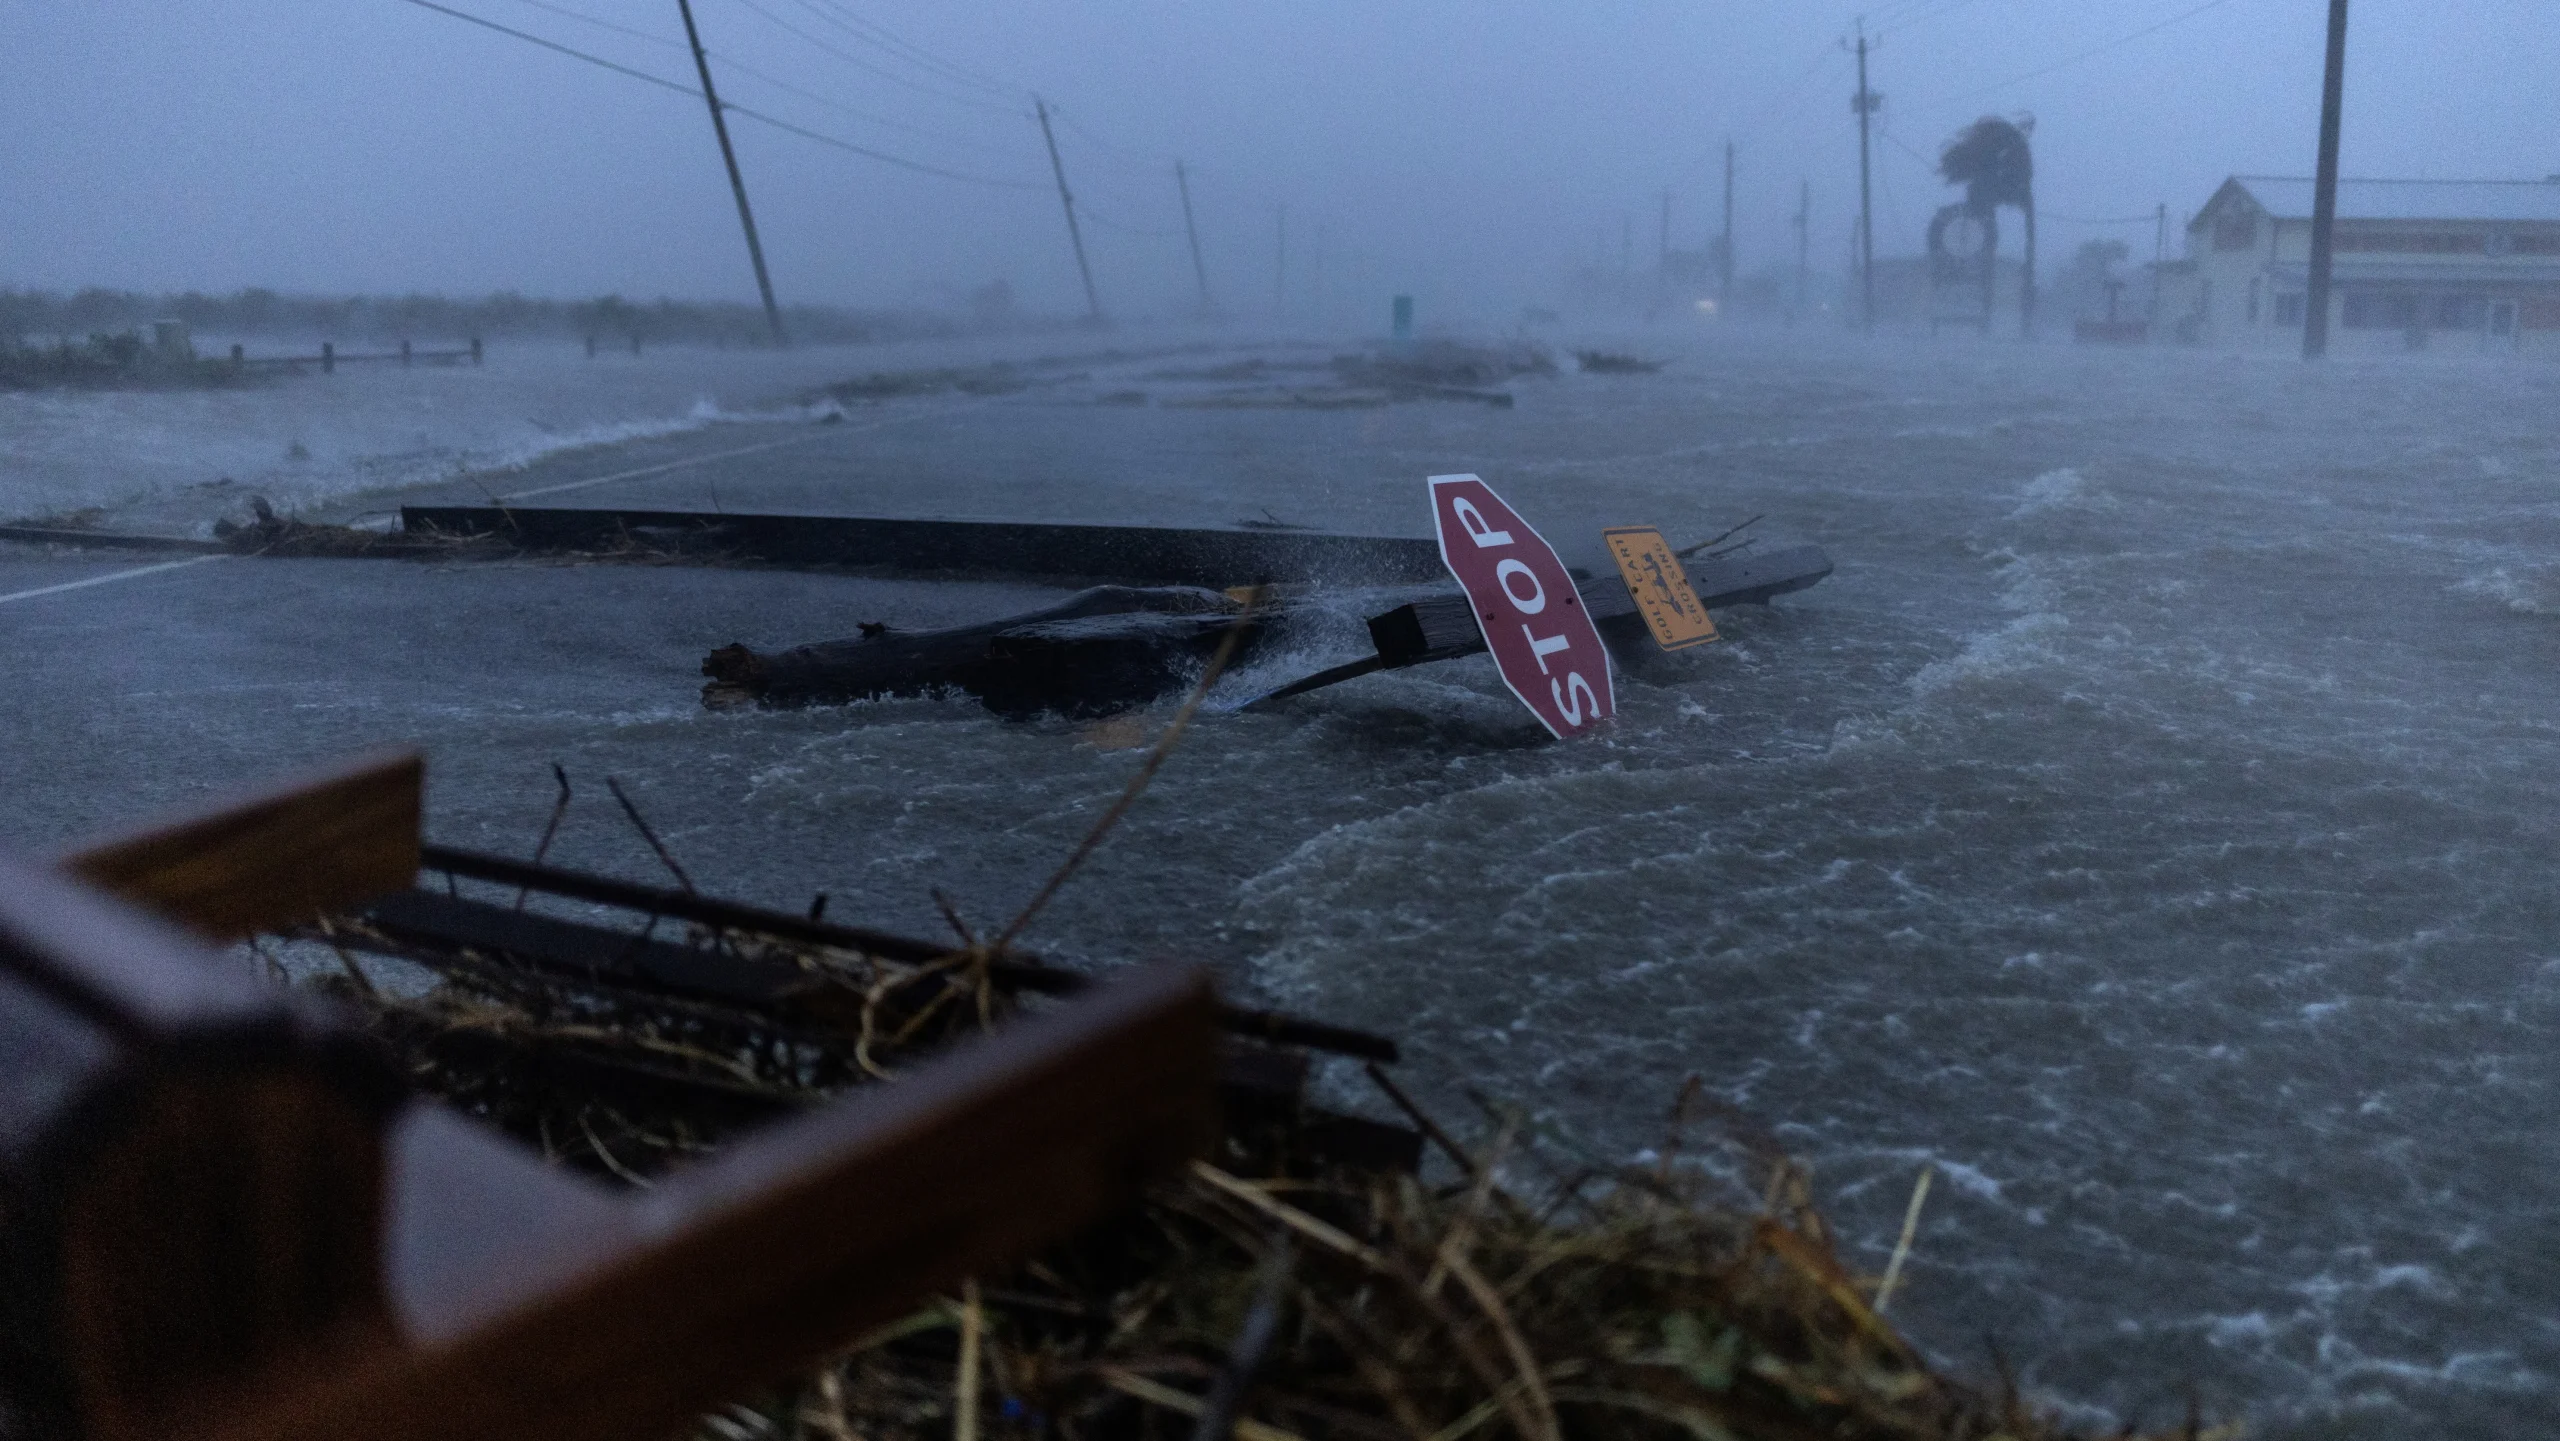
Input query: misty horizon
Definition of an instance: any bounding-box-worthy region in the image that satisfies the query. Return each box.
[6,2,2554,327]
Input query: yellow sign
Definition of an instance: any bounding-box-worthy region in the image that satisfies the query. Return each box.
[1603,526,1718,651]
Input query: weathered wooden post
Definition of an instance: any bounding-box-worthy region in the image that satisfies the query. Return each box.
[584,334,596,359]
[399,340,412,368]
[0,851,411,1441]
[321,342,334,375]
[468,337,482,366]
[229,343,245,373]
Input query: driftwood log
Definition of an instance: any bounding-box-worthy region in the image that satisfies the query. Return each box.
[703,543,1834,718]
[703,585,1267,718]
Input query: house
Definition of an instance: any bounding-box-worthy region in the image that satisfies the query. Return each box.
[2173,176,2560,352]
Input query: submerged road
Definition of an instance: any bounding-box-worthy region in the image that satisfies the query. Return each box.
[9,332,2560,1439]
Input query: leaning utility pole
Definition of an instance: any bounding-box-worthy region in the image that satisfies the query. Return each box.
[1848,22,1880,332]
[1720,140,1736,308]
[1175,159,1213,318]
[675,0,784,346]
[1793,179,1810,323]
[2302,0,2350,359]
[1034,97,1103,326]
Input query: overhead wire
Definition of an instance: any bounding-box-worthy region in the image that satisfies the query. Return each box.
[707,50,1032,159]
[791,0,1021,98]
[1950,0,2249,101]
[394,0,1044,188]
[497,0,686,50]
[729,0,1029,116]
[400,0,695,97]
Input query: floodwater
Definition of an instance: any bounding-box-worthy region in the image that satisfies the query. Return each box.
[7,327,2560,1439]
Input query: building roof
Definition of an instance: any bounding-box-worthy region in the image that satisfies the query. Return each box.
[2218,176,2560,224]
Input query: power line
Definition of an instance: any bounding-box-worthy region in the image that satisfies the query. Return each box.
[394,0,1042,188]
[707,50,1030,159]
[498,0,685,50]
[792,0,1020,98]
[730,0,1027,116]
[723,99,1042,188]
[1953,0,2248,101]
[401,0,695,98]
[1049,105,1175,173]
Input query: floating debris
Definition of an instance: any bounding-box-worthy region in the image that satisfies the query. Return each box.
[1575,351,1668,375]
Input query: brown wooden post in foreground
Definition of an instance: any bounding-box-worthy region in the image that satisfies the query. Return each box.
[10,752,1219,1441]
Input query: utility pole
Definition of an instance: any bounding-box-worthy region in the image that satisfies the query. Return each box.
[1848,22,1881,333]
[675,0,784,347]
[1793,179,1810,323]
[2302,0,2350,359]
[1033,98,1103,326]
[2150,201,2167,322]
[1720,140,1736,308]
[1274,205,1287,320]
[1175,160,1213,319]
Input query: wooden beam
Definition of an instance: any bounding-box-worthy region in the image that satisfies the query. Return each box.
[184,964,1220,1441]
[0,851,406,1441]
[63,750,423,940]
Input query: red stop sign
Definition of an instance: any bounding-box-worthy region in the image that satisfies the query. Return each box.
[1428,473,1615,739]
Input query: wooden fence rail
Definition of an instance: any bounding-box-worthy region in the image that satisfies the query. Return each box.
[225,338,484,374]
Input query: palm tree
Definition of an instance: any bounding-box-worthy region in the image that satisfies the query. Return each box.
[1938,117,2036,337]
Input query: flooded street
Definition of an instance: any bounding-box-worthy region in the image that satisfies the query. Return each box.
[8,329,2560,1437]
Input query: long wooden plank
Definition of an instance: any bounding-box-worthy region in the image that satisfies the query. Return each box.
[184,964,1219,1441]
[403,852,1401,1061]
[399,505,1447,586]
[63,751,423,940]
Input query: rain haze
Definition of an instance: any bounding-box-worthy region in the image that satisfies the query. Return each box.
[1,3,2553,313]
[6,4,2560,1441]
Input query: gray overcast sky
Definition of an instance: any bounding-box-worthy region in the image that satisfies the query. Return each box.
[2,2,2552,321]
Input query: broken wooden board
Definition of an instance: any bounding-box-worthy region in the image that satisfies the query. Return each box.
[398,506,1447,588]
[404,843,1399,1062]
[0,849,408,1441]
[61,751,423,941]
[183,964,1218,1441]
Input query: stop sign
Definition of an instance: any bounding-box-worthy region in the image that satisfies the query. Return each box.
[1427,473,1615,739]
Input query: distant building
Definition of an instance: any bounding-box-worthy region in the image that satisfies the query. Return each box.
[2171,176,2560,352]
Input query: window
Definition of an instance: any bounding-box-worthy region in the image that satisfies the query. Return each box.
[2247,277,2261,322]
[2513,233,2560,255]
[2342,291,2420,329]
[2274,293,2305,326]
[2431,295,2483,329]
[2522,298,2560,330]
[2334,229,2488,254]
[2213,213,2258,251]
